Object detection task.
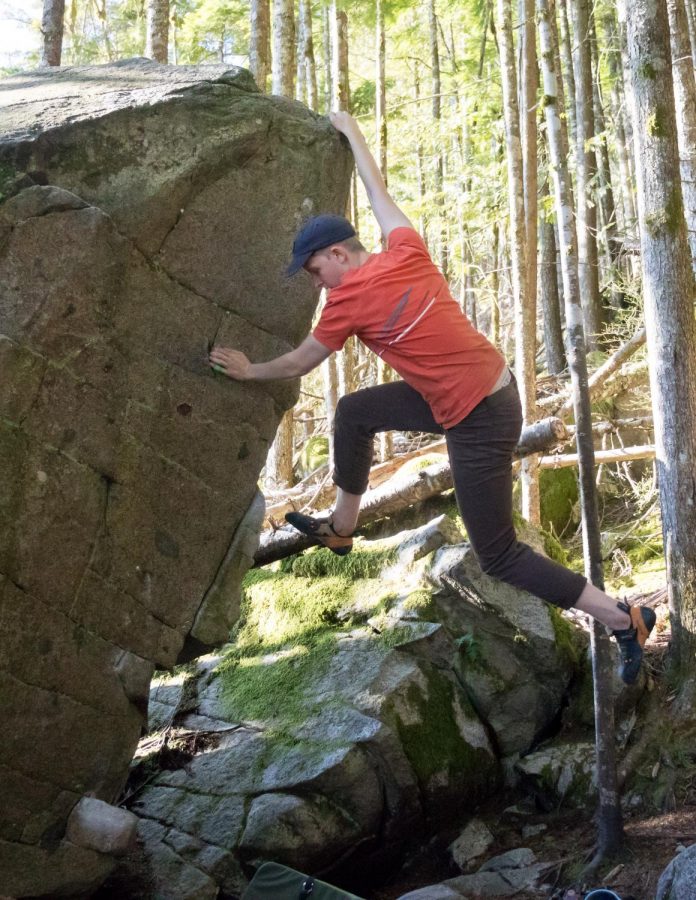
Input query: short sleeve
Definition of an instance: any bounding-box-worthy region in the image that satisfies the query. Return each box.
[387,227,431,257]
[312,298,355,351]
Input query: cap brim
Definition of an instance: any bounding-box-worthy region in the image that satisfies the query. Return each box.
[285,252,311,277]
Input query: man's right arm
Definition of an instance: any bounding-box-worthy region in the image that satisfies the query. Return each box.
[330,111,413,239]
[209,335,332,381]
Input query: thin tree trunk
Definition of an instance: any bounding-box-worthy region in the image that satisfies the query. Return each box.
[267,410,295,489]
[41,0,65,66]
[540,198,567,373]
[322,3,332,112]
[538,0,624,862]
[323,350,338,465]
[272,0,295,98]
[571,0,603,346]
[498,0,539,523]
[145,0,169,62]
[413,62,428,237]
[590,18,622,305]
[684,0,696,67]
[330,2,350,111]
[491,221,501,346]
[624,0,696,713]
[376,0,388,186]
[428,0,448,278]
[296,0,307,102]
[558,0,577,150]
[250,0,271,91]
[603,11,637,236]
[519,0,540,523]
[667,0,696,270]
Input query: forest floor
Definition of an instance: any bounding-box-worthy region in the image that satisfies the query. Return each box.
[373,585,696,900]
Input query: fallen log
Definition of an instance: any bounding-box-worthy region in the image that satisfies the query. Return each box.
[538,327,647,415]
[536,444,655,469]
[255,416,568,566]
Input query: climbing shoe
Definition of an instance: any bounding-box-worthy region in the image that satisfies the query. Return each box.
[612,601,656,685]
[285,511,354,556]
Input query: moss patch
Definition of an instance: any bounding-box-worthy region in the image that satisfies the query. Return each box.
[392,675,485,785]
[540,468,579,536]
[280,545,396,579]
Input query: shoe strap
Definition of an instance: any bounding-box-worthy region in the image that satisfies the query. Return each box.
[327,519,353,539]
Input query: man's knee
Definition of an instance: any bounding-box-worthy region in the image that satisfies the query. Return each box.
[335,389,374,431]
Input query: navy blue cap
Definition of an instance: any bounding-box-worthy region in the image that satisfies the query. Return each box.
[286,214,356,276]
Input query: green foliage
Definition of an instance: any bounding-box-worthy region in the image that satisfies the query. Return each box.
[296,434,329,477]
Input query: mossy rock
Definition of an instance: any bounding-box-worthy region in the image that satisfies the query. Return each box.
[539,467,579,536]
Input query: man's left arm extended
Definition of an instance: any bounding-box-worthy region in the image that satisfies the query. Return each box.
[209,335,332,381]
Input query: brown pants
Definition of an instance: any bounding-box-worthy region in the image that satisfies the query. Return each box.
[332,378,586,610]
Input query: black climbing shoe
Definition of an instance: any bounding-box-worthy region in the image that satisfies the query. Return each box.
[612,601,656,685]
[285,511,354,556]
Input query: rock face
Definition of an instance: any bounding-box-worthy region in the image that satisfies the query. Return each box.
[657,843,696,900]
[0,59,351,897]
[109,519,583,898]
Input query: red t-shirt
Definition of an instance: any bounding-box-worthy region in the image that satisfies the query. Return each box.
[312,227,506,429]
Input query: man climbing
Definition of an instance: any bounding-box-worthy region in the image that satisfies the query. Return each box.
[209,112,654,685]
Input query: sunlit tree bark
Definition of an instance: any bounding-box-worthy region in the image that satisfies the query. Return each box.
[330,2,350,111]
[272,0,295,97]
[538,0,623,864]
[250,0,271,91]
[667,0,696,269]
[570,0,603,346]
[498,0,540,523]
[41,0,65,66]
[427,0,448,278]
[624,0,696,712]
[145,0,169,63]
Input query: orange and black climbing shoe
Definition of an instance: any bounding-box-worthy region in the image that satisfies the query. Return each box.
[285,511,354,556]
[612,601,656,685]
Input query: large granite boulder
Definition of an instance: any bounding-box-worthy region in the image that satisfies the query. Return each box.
[108,518,584,898]
[657,843,696,900]
[0,59,351,897]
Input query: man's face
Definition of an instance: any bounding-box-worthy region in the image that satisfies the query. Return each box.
[304,247,347,290]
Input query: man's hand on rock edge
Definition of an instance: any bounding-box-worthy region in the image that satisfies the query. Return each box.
[209,346,252,380]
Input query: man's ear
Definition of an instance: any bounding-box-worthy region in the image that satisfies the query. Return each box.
[329,244,351,265]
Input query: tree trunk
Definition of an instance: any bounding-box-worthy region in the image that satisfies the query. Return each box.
[491,220,501,346]
[624,0,696,712]
[684,0,696,67]
[145,0,169,62]
[428,0,448,278]
[272,0,295,98]
[558,0,577,150]
[376,0,388,186]
[41,0,65,66]
[539,199,567,373]
[250,0,271,91]
[667,0,696,270]
[413,62,428,238]
[519,0,541,524]
[323,351,338,465]
[590,18,622,305]
[322,3,332,112]
[498,0,539,523]
[571,0,603,346]
[330,2,350,111]
[295,0,317,107]
[538,0,624,861]
[266,410,295,489]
